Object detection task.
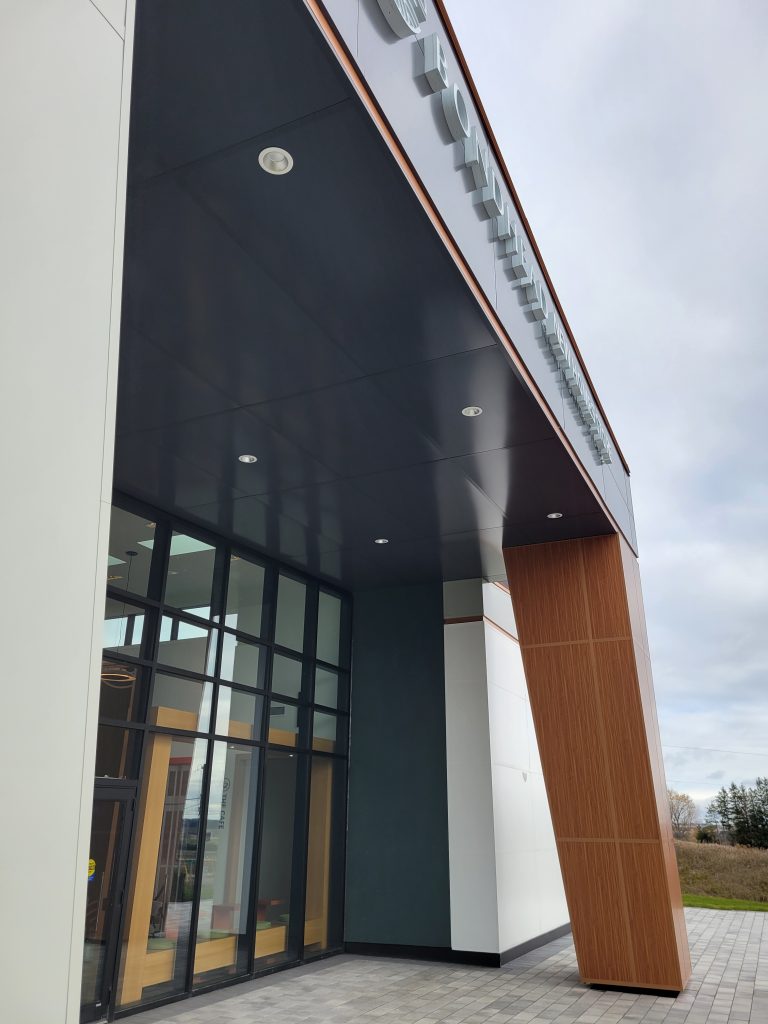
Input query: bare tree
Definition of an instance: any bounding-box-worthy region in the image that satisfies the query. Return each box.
[668,789,697,839]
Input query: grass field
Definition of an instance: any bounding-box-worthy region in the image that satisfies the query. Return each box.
[682,893,768,912]
[676,840,768,907]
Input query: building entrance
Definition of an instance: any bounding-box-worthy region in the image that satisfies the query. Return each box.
[81,787,135,1023]
[80,499,350,1019]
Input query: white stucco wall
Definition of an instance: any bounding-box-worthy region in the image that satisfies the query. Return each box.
[0,3,134,1020]
[444,580,569,955]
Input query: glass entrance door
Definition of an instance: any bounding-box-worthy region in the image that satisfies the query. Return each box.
[81,787,134,1023]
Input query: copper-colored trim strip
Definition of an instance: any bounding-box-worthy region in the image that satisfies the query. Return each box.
[444,614,519,644]
[304,0,629,547]
[432,0,629,475]
[483,617,518,644]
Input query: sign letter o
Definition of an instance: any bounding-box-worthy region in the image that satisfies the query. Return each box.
[376,0,425,39]
[442,83,470,142]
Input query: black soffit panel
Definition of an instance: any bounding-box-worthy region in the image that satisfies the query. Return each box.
[115,0,612,589]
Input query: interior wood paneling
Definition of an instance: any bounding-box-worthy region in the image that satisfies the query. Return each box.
[504,535,690,992]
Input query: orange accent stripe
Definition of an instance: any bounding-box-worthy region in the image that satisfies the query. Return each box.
[444,614,519,643]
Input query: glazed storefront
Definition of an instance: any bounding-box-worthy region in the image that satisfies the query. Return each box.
[83,500,349,1019]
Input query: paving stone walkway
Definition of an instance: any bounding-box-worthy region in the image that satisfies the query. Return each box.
[133,909,767,1024]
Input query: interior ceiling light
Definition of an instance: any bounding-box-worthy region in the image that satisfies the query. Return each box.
[258,147,293,175]
[238,454,258,464]
[461,406,483,417]
[374,538,389,545]
[547,512,563,519]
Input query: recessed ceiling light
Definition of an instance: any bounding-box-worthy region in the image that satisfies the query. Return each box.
[258,147,294,175]
[374,537,389,545]
[238,454,258,464]
[547,512,563,519]
[461,406,483,417]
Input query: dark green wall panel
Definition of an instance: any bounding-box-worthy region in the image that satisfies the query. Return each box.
[344,583,451,947]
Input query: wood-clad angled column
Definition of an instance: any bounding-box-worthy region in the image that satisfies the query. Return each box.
[503,535,690,992]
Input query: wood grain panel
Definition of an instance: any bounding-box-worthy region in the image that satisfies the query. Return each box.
[592,639,659,841]
[619,844,683,989]
[504,536,690,992]
[521,644,613,839]
[557,840,634,984]
[580,536,632,641]
[503,541,590,645]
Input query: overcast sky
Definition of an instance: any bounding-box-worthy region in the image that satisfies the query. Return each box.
[445,0,768,814]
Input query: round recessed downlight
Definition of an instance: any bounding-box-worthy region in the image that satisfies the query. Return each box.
[547,512,563,520]
[258,147,294,175]
[238,454,258,464]
[374,538,389,545]
[461,406,483,417]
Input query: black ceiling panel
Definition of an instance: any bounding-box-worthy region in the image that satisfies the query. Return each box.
[248,377,443,479]
[128,0,351,183]
[370,346,556,460]
[178,99,499,374]
[117,324,238,435]
[123,177,364,408]
[122,407,339,498]
[115,0,613,589]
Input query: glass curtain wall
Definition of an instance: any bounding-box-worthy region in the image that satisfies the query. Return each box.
[84,499,350,1017]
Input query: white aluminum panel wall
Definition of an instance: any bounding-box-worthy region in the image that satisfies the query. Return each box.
[0,2,135,1020]
[444,610,500,952]
[444,581,568,955]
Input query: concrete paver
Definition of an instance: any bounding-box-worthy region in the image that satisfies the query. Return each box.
[131,908,767,1024]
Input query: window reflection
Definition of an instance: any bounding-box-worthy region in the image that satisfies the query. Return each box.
[104,598,145,659]
[316,591,342,666]
[274,575,306,653]
[255,751,298,965]
[314,667,339,710]
[97,502,350,1015]
[214,687,263,742]
[157,616,213,675]
[271,653,303,700]
[225,555,265,637]
[312,711,339,754]
[94,725,140,780]
[150,673,212,732]
[219,633,264,688]
[193,742,259,987]
[100,659,145,722]
[117,736,207,1007]
[268,701,299,747]
[304,757,345,957]
[164,532,216,618]
[107,507,155,597]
